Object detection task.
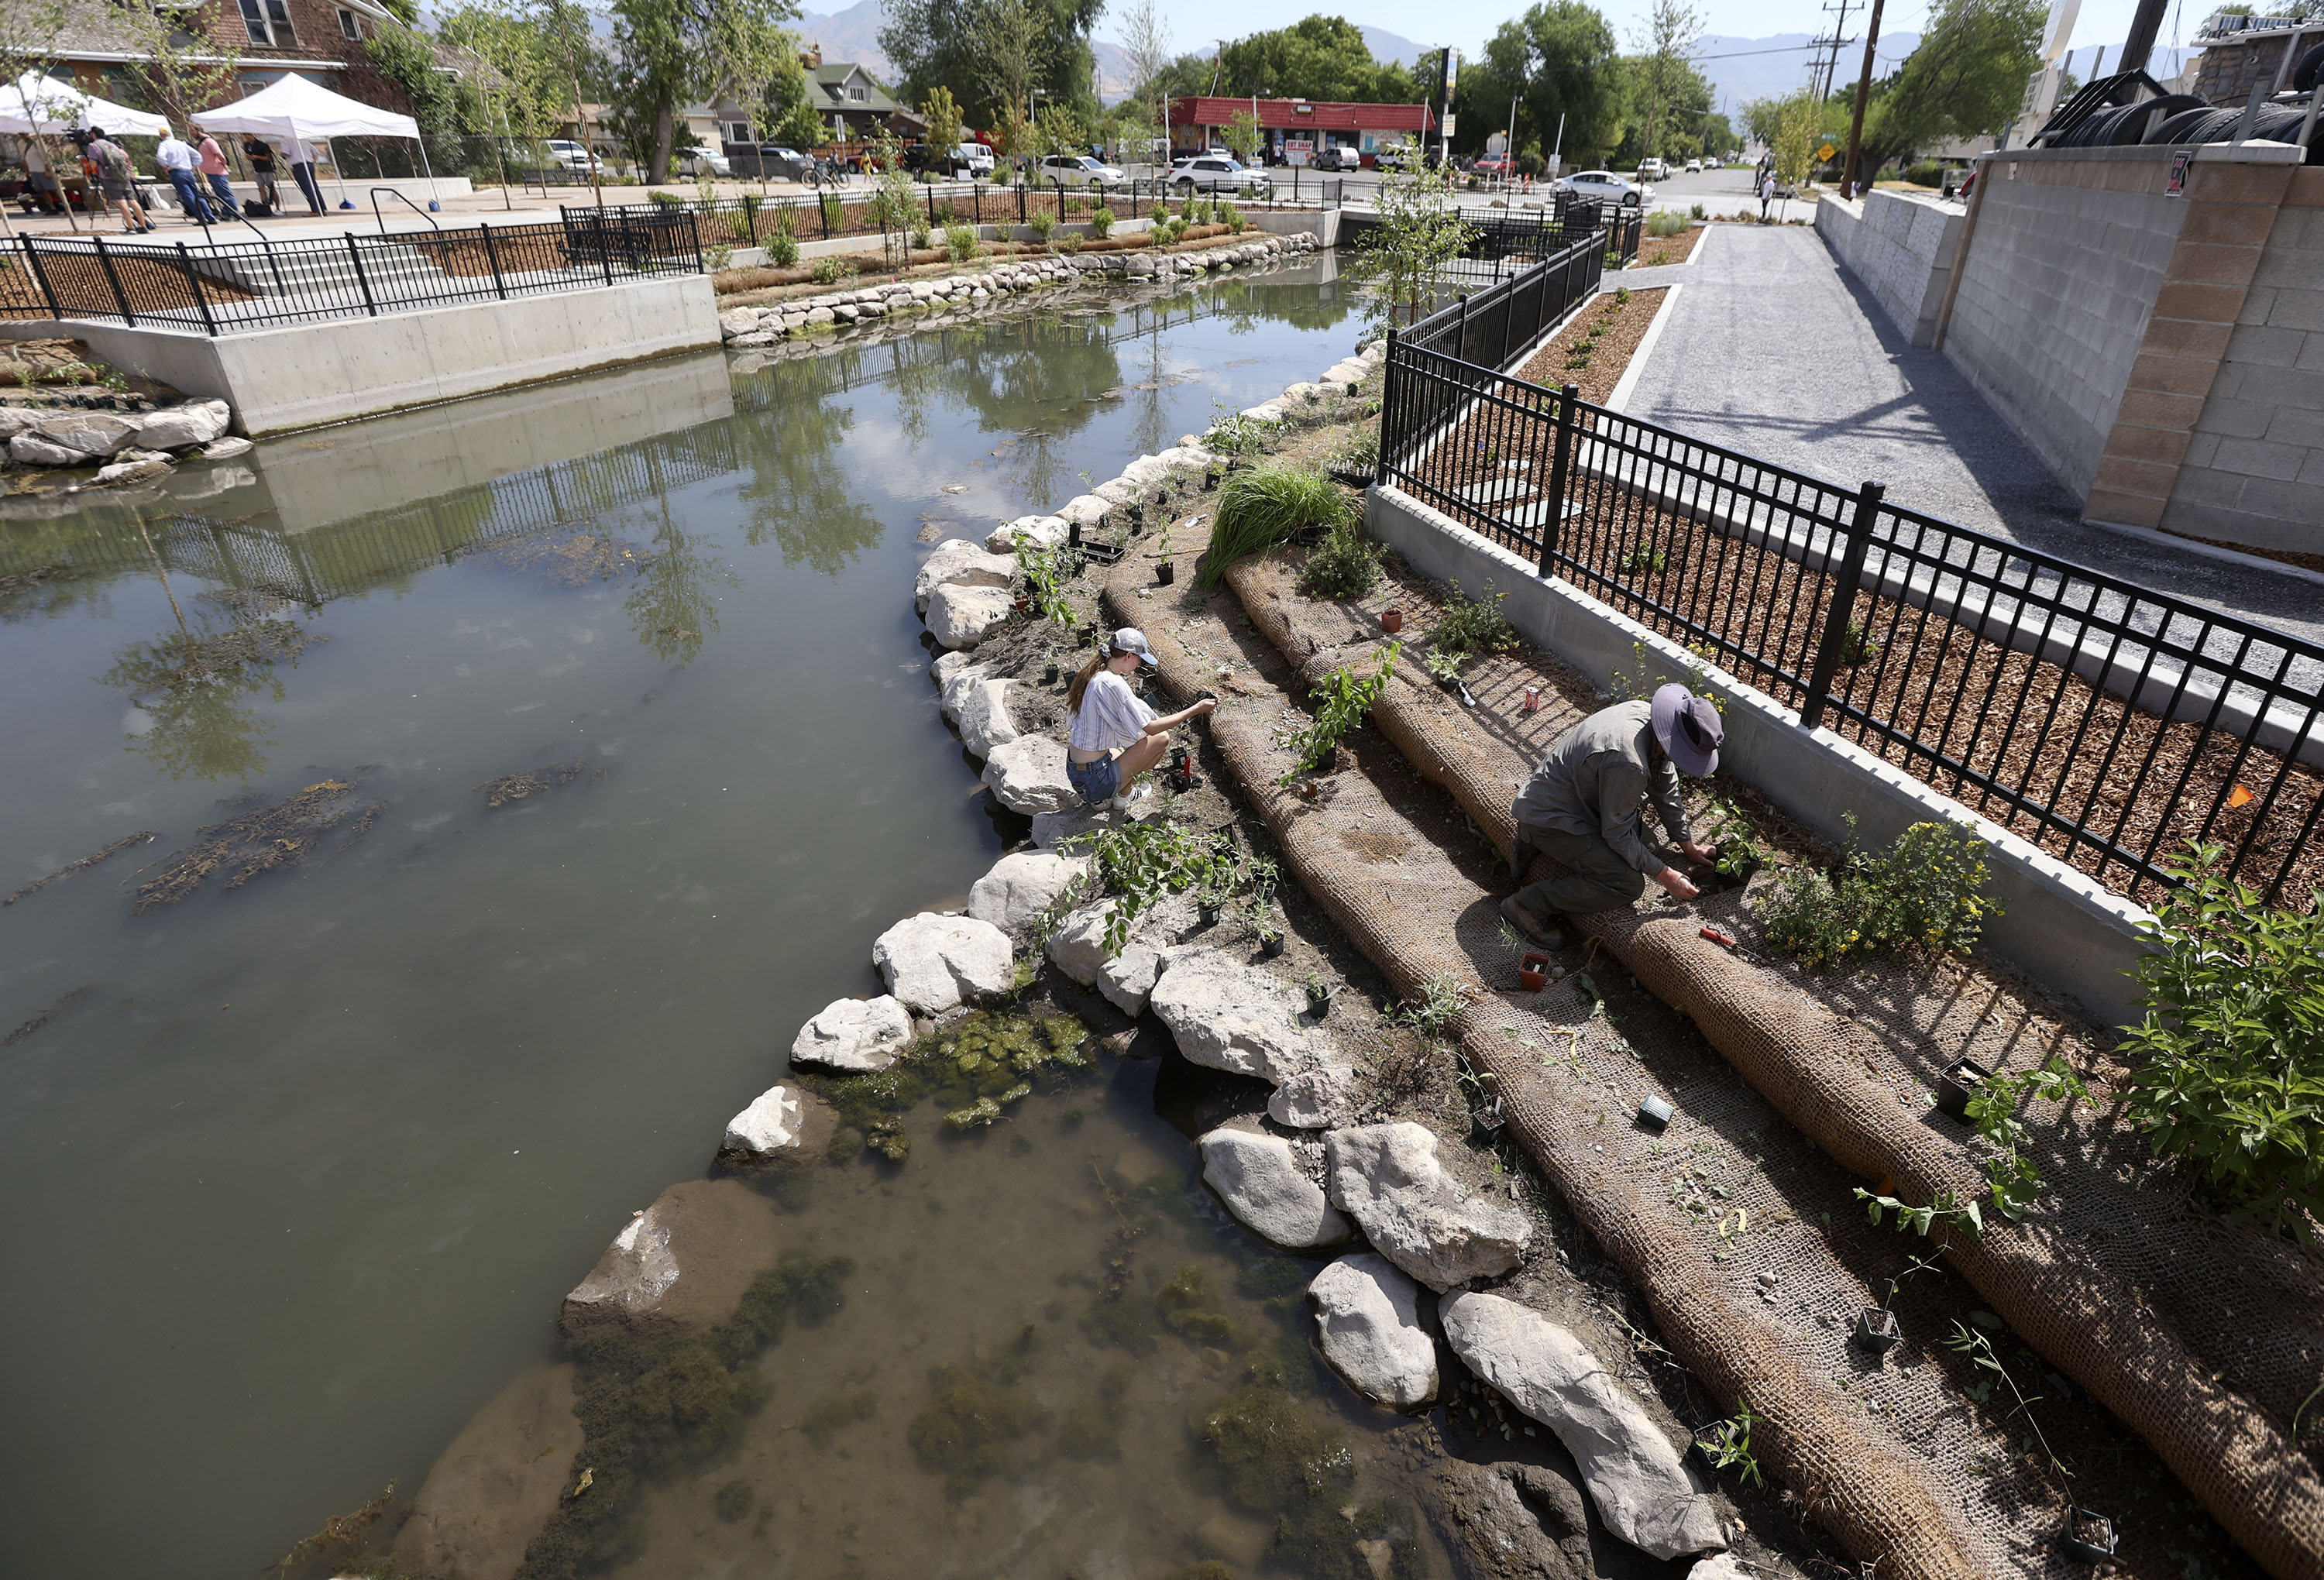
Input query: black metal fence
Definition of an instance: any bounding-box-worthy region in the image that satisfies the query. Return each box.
[5,210,703,335]
[1378,261,2324,908]
[1401,229,1607,370]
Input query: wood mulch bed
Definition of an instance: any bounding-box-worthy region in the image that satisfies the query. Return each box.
[1508,286,1667,405]
[1633,223,1703,267]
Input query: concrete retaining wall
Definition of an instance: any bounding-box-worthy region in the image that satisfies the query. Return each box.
[2159,167,2324,555]
[1363,481,2153,1029]
[1,274,720,435]
[1815,189,1962,345]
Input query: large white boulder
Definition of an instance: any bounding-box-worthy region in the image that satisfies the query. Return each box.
[1043,898,1177,1016]
[915,539,1016,614]
[1439,1292,1728,1561]
[927,582,1016,650]
[980,734,1078,814]
[1198,1128,1351,1250]
[1056,493,1112,527]
[986,514,1068,552]
[131,399,231,451]
[1150,950,1330,1085]
[1324,1123,1532,1291]
[1267,1064,1360,1131]
[943,672,1019,760]
[789,994,914,1072]
[722,1082,837,1157]
[966,850,1088,933]
[1311,1252,1438,1409]
[871,912,1016,1014]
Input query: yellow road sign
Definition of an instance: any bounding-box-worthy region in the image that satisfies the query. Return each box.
[1817,142,1839,161]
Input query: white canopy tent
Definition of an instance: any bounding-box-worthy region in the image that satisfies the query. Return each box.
[0,72,169,136]
[195,72,437,211]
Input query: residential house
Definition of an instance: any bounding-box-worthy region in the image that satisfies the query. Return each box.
[806,60,921,142]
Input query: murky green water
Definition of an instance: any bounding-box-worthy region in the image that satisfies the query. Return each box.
[0,259,1410,1580]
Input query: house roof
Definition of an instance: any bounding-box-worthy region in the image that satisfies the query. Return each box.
[1169,96,1434,133]
[810,63,899,115]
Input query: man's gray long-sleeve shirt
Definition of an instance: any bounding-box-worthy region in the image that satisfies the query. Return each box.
[1511,700,1692,876]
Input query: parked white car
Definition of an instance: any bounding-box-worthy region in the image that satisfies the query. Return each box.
[1036,154,1125,189]
[1171,154,1272,197]
[543,139,600,173]
[1684,157,1703,173]
[1635,156,1669,180]
[952,142,995,178]
[1555,168,1650,206]
[1312,143,1361,171]
[677,145,731,177]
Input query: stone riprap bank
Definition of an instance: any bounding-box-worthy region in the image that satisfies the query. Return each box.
[716,233,1322,348]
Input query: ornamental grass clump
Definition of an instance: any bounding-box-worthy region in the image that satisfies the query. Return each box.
[1754,816,1999,969]
[1199,465,1350,588]
[2119,843,2324,1245]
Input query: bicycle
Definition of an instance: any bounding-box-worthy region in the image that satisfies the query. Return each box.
[810,158,851,189]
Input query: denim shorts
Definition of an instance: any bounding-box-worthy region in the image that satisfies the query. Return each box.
[1067,754,1118,805]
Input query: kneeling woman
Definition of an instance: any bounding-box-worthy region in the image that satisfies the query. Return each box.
[1066,627,1216,808]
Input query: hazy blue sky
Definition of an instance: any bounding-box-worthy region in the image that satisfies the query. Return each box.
[1096,0,2185,71]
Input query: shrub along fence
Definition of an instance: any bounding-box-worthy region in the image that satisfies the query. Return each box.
[1377,258,2324,910]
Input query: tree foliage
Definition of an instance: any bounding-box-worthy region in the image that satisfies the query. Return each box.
[609,0,799,180]
[1855,0,2044,174]
[1212,15,1417,102]
[1453,2,1624,164]
[1351,164,1473,328]
[437,0,599,143]
[1624,0,1705,164]
[880,0,1102,132]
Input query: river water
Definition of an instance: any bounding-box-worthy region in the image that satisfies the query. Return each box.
[0,258,1415,1580]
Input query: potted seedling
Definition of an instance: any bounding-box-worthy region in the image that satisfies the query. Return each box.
[1946,1319,2113,1562]
[1043,660,1061,684]
[1637,1094,1676,1129]
[1422,649,1477,707]
[1692,1403,1765,1489]
[1380,606,1404,634]
[1155,519,1176,585]
[2063,1509,2119,1563]
[1518,952,1552,991]
[1855,1252,1941,1355]
[1937,1056,1992,1121]
[1305,974,1332,1016]
[1255,921,1287,958]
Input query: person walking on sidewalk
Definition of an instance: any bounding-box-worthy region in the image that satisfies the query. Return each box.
[1064,628,1216,809]
[1759,169,1777,222]
[191,125,240,217]
[84,132,151,232]
[155,128,214,224]
[1501,684,1724,951]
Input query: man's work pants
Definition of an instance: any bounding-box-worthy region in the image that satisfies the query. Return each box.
[1510,820,1645,919]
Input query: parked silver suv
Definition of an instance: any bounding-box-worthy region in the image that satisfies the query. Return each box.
[1170,154,1273,197]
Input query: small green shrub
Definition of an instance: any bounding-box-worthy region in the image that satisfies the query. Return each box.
[1205,410,1281,459]
[1646,209,1686,237]
[765,203,799,267]
[1056,232,1083,254]
[703,242,733,271]
[909,223,932,251]
[1903,160,1944,187]
[1297,514,1380,600]
[2119,843,2324,1244]
[1089,204,1114,237]
[1428,580,1517,662]
[1277,642,1400,783]
[1754,816,2000,969]
[933,200,959,224]
[1690,202,1707,220]
[1202,465,1349,587]
[945,223,978,262]
[1029,210,1057,240]
[809,254,854,285]
[1332,424,1379,475]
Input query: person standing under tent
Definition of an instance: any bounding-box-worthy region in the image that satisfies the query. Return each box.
[191,125,240,217]
[154,126,214,223]
[242,136,280,215]
[22,139,64,214]
[84,132,151,232]
[286,137,326,215]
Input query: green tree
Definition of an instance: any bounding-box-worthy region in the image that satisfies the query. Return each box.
[1855,0,2044,175]
[1614,50,1711,167]
[1626,0,1704,166]
[365,24,486,135]
[1213,15,1417,102]
[1221,106,1261,163]
[1113,0,1174,156]
[610,0,799,182]
[1352,164,1473,328]
[880,0,1101,132]
[922,84,964,157]
[1770,88,1818,191]
[1452,2,1624,166]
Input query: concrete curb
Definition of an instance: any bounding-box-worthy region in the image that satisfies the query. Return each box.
[1363,481,2153,1030]
[1606,283,1683,416]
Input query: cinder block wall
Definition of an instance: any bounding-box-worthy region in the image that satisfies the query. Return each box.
[2158,167,2324,555]
[1941,146,2188,497]
[1815,188,1965,345]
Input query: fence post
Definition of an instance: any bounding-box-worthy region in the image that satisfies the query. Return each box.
[1800,480,1885,730]
[346,234,378,317]
[20,236,63,320]
[686,211,703,275]
[820,193,831,239]
[91,235,134,325]
[481,223,506,298]
[1538,382,1579,576]
[174,241,217,334]
[1374,327,1398,486]
[1017,179,1026,225]
[600,212,616,284]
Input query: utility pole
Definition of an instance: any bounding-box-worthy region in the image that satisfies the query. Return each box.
[1840,0,1885,198]
[1813,0,1858,98]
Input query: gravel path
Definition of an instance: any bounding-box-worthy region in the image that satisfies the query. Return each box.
[1602,223,2324,653]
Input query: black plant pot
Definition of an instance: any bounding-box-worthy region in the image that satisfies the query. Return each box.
[1260,933,1287,958]
[1306,988,1331,1017]
[1471,1095,1506,1135]
[1198,902,1221,928]
[1937,1056,1992,1122]
[1067,520,1083,547]
[1637,1094,1675,1130]
[2062,1508,2119,1563]
[1716,854,1762,890]
[1043,661,1061,683]
[1156,561,1176,585]
[1855,1307,1902,1352]
[1328,465,1371,487]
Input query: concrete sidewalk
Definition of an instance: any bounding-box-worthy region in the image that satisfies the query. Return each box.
[1600,224,2324,648]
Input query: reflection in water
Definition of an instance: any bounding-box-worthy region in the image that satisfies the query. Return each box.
[0,258,1364,1580]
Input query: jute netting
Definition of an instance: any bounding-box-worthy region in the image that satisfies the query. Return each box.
[1102,546,1993,1578]
[1190,550,2324,1580]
